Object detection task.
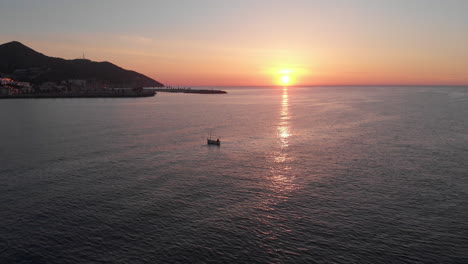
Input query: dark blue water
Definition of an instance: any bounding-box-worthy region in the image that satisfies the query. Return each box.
[1,86,467,263]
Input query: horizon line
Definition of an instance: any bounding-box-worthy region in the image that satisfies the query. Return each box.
[186,84,468,87]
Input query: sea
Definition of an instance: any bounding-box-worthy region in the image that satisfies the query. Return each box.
[0,86,467,264]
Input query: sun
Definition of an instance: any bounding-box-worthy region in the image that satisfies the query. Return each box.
[271,68,298,86]
[281,75,291,85]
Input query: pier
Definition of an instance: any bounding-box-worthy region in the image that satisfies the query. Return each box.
[152,87,227,94]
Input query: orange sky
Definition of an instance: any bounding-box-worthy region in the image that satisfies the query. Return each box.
[1,1,468,86]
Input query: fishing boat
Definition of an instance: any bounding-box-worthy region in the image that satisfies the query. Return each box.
[207,132,221,146]
[207,138,220,146]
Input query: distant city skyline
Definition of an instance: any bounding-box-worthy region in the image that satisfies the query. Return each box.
[1,0,467,86]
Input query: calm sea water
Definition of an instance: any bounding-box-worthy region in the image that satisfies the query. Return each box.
[1,86,467,263]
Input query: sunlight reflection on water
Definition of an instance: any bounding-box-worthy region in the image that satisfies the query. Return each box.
[268,87,297,200]
[257,86,299,245]
[278,87,291,148]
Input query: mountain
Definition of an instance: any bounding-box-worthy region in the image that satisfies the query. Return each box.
[0,41,164,87]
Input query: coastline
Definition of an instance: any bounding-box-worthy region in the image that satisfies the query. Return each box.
[0,91,156,99]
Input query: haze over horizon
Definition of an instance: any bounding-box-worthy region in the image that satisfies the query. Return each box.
[1,0,467,86]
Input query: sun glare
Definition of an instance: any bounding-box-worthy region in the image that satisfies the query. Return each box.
[269,68,302,86]
[281,75,290,85]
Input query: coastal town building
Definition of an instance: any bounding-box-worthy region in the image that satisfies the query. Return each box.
[0,78,32,95]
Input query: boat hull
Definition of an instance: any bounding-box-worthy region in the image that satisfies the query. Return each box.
[207,139,220,146]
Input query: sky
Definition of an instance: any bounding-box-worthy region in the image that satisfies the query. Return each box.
[1,0,468,86]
